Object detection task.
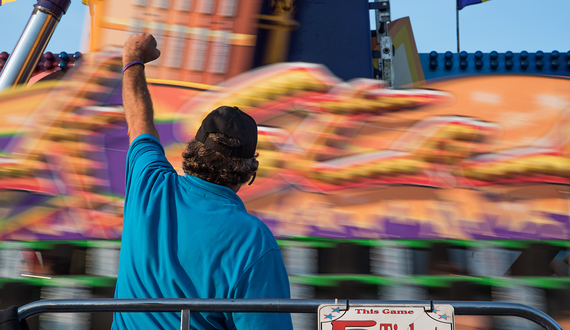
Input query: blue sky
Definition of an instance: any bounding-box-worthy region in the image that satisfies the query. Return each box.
[0,0,569,55]
[385,0,570,53]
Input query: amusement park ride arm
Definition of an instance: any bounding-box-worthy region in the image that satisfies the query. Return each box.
[0,0,71,91]
[122,33,161,144]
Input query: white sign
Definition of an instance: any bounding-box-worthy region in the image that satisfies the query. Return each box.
[318,304,454,330]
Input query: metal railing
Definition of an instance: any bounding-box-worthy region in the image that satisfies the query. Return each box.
[17,299,563,330]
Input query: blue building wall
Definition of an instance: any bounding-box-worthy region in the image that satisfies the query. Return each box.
[287,0,374,81]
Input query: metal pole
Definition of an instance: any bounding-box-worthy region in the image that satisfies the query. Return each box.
[180,310,191,330]
[0,0,71,92]
[456,3,460,53]
[374,0,393,87]
[17,299,563,330]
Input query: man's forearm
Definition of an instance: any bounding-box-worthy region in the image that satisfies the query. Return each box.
[122,64,160,144]
[121,33,161,144]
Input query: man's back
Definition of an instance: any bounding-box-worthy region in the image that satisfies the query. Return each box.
[112,135,292,330]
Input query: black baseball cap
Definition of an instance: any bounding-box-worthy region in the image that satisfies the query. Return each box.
[195,106,258,158]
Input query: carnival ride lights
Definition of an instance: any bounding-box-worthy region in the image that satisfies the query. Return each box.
[457,110,570,186]
[0,51,82,74]
[0,55,126,240]
[176,63,464,198]
[426,50,570,74]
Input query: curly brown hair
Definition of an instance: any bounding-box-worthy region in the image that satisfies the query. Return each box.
[182,132,258,188]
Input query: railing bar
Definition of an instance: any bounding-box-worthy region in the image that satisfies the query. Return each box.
[442,301,562,330]
[17,299,563,330]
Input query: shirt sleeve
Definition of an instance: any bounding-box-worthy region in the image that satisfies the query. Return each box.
[125,134,175,199]
[229,249,293,330]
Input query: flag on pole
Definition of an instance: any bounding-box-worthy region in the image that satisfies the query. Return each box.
[0,0,17,5]
[458,0,490,10]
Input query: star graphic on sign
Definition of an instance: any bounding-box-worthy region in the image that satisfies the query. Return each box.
[332,307,340,313]
[325,314,333,320]
[438,314,448,320]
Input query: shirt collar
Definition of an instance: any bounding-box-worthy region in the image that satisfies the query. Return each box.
[184,174,245,208]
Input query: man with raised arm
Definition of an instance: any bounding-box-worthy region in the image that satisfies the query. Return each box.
[112,33,293,330]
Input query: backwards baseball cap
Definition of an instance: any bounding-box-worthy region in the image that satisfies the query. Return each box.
[195,106,258,158]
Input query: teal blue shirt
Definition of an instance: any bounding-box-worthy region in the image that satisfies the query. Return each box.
[112,134,292,330]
